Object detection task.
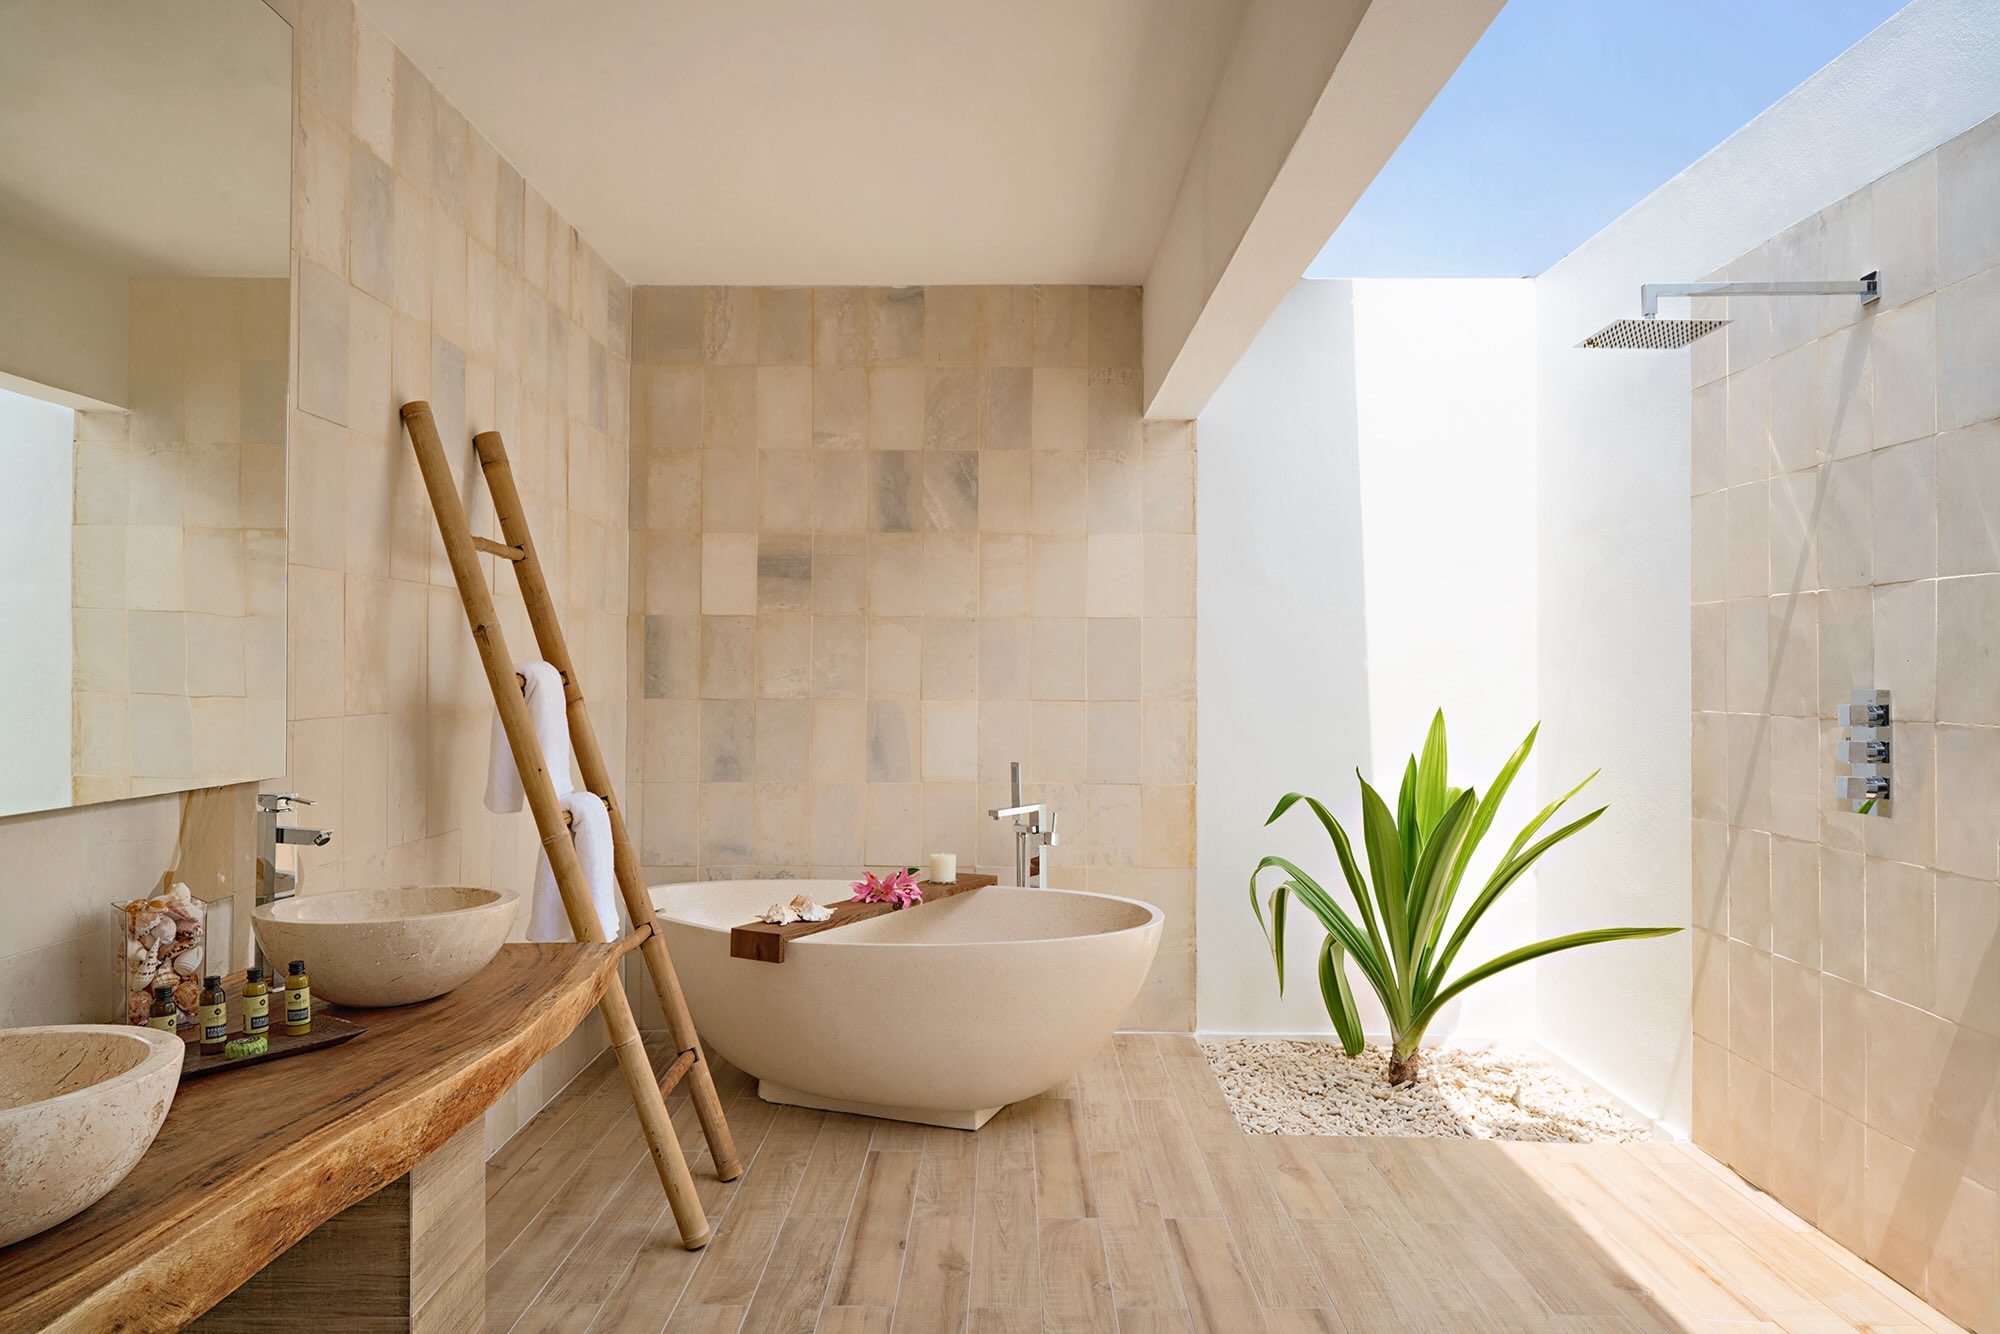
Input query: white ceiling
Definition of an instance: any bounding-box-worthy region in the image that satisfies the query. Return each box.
[359,0,1250,285]
[0,0,291,277]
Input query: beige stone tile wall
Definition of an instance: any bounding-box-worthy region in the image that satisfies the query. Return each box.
[1690,112,2000,1329]
[70,277,288,804]
[626,285,1197,1030]
[284,0,632,1148]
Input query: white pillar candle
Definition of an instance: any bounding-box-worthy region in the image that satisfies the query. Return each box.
[928,852,957,884]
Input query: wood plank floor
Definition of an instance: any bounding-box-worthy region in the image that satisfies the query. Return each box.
[485,1035,1961,1333]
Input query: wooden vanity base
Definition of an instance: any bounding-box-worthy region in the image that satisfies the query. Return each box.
[194,1121,484,1333]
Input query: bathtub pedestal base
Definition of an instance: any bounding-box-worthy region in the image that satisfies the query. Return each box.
[758,1079,1001,1131]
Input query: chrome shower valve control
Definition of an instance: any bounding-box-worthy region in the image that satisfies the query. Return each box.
[1836,690,1892,815]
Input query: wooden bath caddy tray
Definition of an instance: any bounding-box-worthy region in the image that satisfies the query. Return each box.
[730,873,998,963]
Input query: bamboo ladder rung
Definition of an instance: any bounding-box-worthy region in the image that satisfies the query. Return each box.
[472,535,526,561]
[657,1048,697,1097]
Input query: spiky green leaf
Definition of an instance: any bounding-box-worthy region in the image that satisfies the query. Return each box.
[1415,710,1449,836]
[1358,777,1410,976]
[1425,805,1609,992]
[1417,926,1682,1028]
[1319,938,1365,1056]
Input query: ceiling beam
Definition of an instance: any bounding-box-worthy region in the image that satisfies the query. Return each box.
[1141,0,1502,421]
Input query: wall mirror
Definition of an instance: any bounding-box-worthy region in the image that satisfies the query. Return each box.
[0,1,292,816]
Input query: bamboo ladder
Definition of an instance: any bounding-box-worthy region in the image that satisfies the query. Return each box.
[399,401,741,1251]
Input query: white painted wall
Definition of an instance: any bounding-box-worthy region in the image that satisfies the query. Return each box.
[1532,0,2000,1135]
[1197,277,1540,1038]
[0,388,74,813]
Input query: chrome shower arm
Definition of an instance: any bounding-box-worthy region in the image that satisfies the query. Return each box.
[1638,273,1877,317]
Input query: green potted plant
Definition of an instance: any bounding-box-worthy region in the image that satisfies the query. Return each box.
[1250,711,1679,1084]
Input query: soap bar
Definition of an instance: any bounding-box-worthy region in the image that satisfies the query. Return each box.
[224,1035,269,1060]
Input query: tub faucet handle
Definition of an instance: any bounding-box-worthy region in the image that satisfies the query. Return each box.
[1042,810,1059,846]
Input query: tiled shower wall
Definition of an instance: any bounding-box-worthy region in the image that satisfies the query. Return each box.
[625,286,1197,1030]
[1690,112,2000,1328]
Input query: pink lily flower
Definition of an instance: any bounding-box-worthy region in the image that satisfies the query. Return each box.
[848,868,924,909]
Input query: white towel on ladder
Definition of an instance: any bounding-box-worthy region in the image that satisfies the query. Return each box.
[485,660,573,813]
[529,791,621,942]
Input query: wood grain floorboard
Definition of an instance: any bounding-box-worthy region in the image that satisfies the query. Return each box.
[915,1127,977,1220]
[971,1104,1042,1311]
[485,1038,1961,1333]
[1165,1217,1269,1334]
[675,1106,823,1311]
[1039,1217,1117,1333]
[1030,1097,1096,1220]
[887,1212,972,1334]
[826,1151,920,1308]
[1089,1149,1184,1312]
[737,1214,843,1334]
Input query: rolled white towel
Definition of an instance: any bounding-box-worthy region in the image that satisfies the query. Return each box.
[528,790,621,942]
[486,660,574,813]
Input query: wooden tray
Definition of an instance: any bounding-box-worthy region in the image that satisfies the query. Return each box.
[178,1008,365,1079]
[730,873,999,963]
[171,973,367,1080]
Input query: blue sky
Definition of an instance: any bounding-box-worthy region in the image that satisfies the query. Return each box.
[1307,0,1910,279]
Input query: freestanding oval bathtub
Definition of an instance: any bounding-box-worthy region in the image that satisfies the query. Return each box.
[651,879,1162,1129]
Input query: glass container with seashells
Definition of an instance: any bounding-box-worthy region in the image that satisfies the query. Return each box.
[115,883,230,1028]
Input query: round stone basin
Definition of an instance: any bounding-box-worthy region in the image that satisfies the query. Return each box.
[0,1024,184,1247]
[252,885,519,1008]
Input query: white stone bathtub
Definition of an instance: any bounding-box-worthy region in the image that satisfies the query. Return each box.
[650,879,1162,1129]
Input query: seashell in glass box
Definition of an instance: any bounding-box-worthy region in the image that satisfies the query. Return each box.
[114,882,231,1028]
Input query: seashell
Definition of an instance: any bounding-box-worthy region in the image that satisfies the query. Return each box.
[758,901,800,925]
[129,961,159,991]
[787,894,832,923]
[173,946,203,974]
[173,979,200,1012]
[144,916,176,946]
[166,881,193,903]
[127,992,154,1025]
[166,899,202,927]
[124,938,148,962]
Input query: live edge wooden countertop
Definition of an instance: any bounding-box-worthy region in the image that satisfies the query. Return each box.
[0,942,616,1333]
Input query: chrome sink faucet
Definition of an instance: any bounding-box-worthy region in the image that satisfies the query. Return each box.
[255,793,332,975]
[988,761,1058,888]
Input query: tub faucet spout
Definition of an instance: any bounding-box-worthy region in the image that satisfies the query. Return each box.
[988,761,1058,888]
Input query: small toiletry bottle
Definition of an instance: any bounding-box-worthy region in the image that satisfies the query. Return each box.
[147,985,178,1032]
[242,966,270,1036]
[284,959,312,1035]
[199,975,229,1053]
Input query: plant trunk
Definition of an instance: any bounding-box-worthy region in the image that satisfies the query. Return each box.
[1387,1046,1423,1085]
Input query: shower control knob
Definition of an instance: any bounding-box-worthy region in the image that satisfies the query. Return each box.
[1837,738,1890,764]
[1836,774,1891,800]
[1839,689,1892,728]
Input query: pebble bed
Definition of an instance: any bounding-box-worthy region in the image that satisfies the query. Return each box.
[1201,1038,1654,1142]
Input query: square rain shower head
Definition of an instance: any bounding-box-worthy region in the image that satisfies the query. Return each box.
[1578,317,1730,350]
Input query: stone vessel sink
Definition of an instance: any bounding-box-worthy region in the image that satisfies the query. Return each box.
[0,1025,184,1247]
[252,885,519,1008]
